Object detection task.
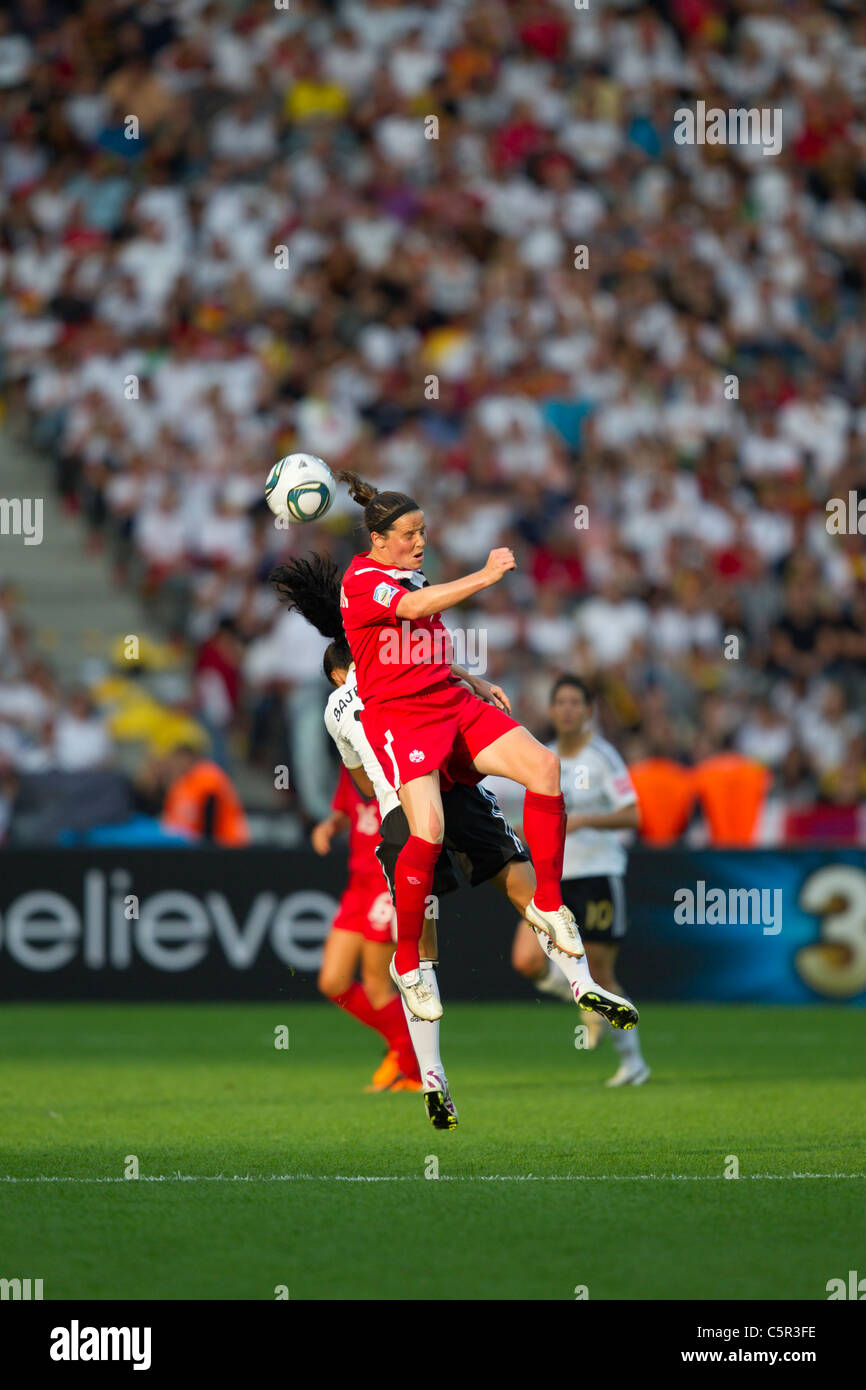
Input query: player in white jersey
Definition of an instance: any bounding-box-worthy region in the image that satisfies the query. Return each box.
[272,555,639,1127]
[512,675,650,1086]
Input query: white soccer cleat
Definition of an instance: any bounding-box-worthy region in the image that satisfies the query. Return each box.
[389,957,443,1021]
[605,1061,651,1088]
[423,1069,459,1129]
[524,898,584,959]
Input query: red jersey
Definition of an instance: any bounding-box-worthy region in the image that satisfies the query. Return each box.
[331,765,381,875]
[340,554,456,706]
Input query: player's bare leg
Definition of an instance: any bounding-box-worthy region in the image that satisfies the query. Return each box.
[584,942,649,1086]
[321,930,394,1086]
[361,938,396,1009]
[471,727,583,957]
[318,928,363,1001]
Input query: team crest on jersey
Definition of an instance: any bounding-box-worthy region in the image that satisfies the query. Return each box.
[373,582,400,606]
[340,585,348,608]
[409,749,425,762]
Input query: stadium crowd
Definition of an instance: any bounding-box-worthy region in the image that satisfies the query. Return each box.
[1,0,865,843]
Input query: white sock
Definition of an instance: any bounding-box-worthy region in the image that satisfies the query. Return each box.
[401,959,444,1087]
[535,927,594,995]
[609,1021,643,1065]
[534,960,574,1002]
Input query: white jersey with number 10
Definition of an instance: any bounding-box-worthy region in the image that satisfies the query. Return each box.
[556,736,637,880]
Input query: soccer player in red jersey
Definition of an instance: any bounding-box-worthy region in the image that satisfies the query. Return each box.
[312,764,422,1092]
[271,551,639,1125]
[337,471,637,1024]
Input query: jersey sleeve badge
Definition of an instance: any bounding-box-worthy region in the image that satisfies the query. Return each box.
[373,582,400,606]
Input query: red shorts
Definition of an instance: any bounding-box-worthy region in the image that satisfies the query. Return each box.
[331,872,395,942]
[359,679,520,791]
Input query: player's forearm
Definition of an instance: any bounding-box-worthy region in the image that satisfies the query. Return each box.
[347,766,375,799]
[396,570,489,619]
[450,662,476,688]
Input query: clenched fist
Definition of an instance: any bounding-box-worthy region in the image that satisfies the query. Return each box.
[482,547,516,587]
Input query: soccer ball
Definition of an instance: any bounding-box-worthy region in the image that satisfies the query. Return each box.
[265,453,335,523]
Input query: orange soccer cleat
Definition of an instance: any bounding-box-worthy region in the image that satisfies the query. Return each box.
[364,1049,402,1092]
[388,1075,423,1092]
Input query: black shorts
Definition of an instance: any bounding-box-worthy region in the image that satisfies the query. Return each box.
[562,875,628,943]
[376,783,529,899]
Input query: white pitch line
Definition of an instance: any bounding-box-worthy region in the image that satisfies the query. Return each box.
[0,1173,863,1184]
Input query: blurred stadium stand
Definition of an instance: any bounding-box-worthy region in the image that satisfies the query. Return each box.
[1,0,864,846]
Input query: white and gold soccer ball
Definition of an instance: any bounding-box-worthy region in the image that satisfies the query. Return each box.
[265,453,335,523]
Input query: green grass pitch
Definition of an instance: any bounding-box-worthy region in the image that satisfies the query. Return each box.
[0,1001,863,1300]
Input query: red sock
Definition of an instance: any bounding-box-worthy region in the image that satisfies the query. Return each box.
[331,981,383,1032]
[330,985,419,1079]
[523,789,566,910]
[393,835,441,975]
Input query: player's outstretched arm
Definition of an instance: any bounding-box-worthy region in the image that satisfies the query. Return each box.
[395,548,515,620]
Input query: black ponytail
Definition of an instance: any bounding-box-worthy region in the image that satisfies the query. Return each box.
[269,552,344,639]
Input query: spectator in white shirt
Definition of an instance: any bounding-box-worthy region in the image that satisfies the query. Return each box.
[135,488,189,576]
[740,413,803,479]
[53,690,112,772]
[576,575,650,671]
[779,373,851,482]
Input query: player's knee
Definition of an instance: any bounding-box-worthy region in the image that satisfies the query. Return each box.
[532,746,560,795]
[406,816,443,845]
[318,970,345,1000]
